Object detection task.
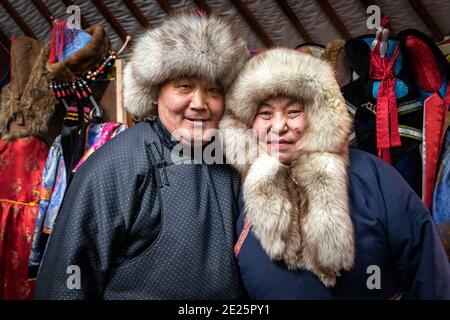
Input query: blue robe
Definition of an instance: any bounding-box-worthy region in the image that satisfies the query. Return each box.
[35,119,245,299]
[237,149,450,299]
[432,126,450,258]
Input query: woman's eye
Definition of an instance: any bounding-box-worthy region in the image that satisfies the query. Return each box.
[258,111,272,118]
[178,84,192,89]
[208,87,223,95]
[287,110,303,117]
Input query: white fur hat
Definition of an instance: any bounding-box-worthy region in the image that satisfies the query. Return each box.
[123,14,248,119]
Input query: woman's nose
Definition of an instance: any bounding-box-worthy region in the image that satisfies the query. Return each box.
[190,88,208,111]
[271,113,288,134]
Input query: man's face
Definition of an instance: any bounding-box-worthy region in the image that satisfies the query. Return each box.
[157,78,225,145]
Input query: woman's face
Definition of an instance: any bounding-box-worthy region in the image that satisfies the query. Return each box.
[157,77,225,145]
[252,96,307,165]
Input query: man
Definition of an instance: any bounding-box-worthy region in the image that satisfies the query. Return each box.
[35,13,248,300]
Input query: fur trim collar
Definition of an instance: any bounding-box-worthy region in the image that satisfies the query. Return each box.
[220,48,355,287]
[123,14,248,120]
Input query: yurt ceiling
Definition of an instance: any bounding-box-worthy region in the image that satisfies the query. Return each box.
[0,0,449,53]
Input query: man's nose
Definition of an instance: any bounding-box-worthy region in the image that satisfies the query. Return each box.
[190,88,208,111]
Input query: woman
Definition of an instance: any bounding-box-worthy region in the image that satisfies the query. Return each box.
[34,13,248,299]
[220,48,450,299]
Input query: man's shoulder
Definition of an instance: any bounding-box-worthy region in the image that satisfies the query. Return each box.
[73,122,155,179]
[109,121,152,147]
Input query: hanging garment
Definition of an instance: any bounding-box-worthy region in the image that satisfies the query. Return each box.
[399,29,450,211]
[432,126,450,259]
[342,36,423,195]
[28,121,126,279]
[0,136,48,300]
[0,37,58,145]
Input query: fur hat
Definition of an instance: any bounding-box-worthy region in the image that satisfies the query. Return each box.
[46,25,110,82]
[321,39,345,71]
[123,14,248,119]
[219,48,355,287]
[0,37,56,141]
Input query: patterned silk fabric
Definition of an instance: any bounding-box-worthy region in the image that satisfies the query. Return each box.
[0,136,48,300]
[28,122,126,279]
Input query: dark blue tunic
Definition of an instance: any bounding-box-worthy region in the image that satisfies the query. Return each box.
[236,149,450,299]
[35,118,245,299]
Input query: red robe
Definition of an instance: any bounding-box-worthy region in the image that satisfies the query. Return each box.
[0,136,48,300]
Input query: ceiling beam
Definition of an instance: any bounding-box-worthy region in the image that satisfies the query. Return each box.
[358,0,396,36]
[91,0,128,42]
[407,0,444,42]
[229,0,274,47]
[61,0,90,29]
[157,0,175,16]
[122,0,150,28]
[0,0,36,38]
[192,0,211,15]
[275,0,312,43]
[316,0,351,39]
[31,0,54,27]
[0,26,11,50]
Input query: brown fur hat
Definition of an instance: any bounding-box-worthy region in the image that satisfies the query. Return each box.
[219,48,354,287]
[46,26,110,82]
[0,37,56,141]
[123,13,248,120]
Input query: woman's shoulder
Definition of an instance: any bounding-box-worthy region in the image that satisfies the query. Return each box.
[348,148,385,174]
[347,148,427,222]
[348,149,402,216]
[347,148,407,187]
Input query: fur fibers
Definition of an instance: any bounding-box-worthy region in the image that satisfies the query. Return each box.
[0,42,55,141]
[321,39,346,71]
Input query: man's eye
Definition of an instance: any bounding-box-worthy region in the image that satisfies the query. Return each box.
[178,84,192,89]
